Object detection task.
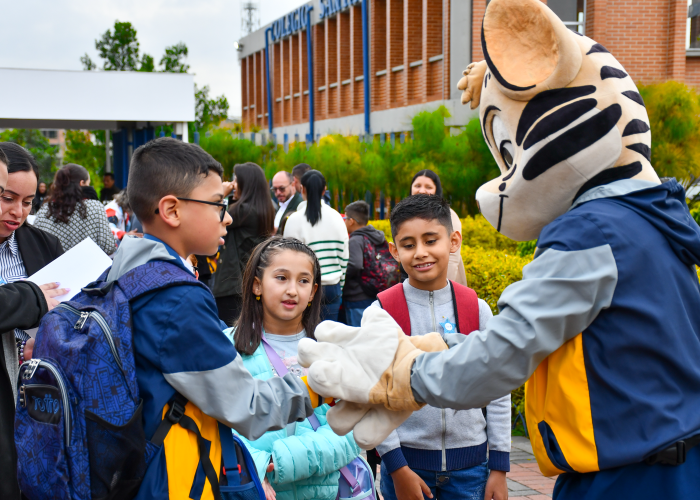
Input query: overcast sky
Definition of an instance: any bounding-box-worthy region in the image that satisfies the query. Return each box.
[0,0,304,118]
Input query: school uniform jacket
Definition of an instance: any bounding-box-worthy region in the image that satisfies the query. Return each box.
[409,179,700,476]
[107,236,314,500]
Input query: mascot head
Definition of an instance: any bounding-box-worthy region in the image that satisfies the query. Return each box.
[459,0,660,241]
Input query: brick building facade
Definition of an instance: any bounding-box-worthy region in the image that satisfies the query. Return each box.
[238,0,700,141]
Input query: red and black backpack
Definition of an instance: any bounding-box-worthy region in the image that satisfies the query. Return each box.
[358,235,401,298]
[377,280,480,335]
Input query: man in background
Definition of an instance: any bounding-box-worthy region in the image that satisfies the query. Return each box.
[272,171,302,234]
[100,173,121,202]
[292,163,331,206]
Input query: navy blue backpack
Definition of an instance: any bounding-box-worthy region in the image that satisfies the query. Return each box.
[15,260,264,500]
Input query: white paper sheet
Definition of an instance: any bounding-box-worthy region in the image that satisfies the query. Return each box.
[27,238,113,302]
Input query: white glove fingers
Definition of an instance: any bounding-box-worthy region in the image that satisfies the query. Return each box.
[353,407,413,450]
[326,401,370,436]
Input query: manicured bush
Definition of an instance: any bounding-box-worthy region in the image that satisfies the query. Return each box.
[461,245,531,315]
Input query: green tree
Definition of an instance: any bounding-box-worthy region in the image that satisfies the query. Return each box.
[63,131,105,192]
[195,85,230,130]
[140,54,155,72]
[82,21,153,72]
[0,129,58,182]
[638,81,700,200]
[199,128,264,179]
[160,43,190,73]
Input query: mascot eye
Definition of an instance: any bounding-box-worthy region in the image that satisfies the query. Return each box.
[500,140,514,167]
[491,115,514,171]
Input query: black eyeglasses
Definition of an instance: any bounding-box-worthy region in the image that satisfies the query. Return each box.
[155,197,229,221]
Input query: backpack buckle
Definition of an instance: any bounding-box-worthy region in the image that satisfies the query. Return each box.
[166,400,185,424]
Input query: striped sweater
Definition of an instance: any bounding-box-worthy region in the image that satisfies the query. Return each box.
[283,201,349,287]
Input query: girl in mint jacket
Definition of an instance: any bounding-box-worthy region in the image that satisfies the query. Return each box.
[225,237,360,500]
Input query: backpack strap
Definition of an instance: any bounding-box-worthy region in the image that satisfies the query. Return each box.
[376,284,411,335]
[151,393,226,500]
[450,280,480,335]
[116,260,207,302]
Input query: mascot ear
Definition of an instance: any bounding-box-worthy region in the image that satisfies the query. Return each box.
[483,0,582,101]
[457,61,488,109]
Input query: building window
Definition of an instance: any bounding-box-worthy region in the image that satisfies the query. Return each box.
[547,0,586,35]
[41,130,58,139]
[690,0,700,49]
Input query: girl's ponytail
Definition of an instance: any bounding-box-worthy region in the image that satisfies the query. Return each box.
[301,170,326,227]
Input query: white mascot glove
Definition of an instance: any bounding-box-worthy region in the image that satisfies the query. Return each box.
[298,307,447,448]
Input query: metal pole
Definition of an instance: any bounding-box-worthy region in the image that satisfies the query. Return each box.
[265,28,274,135]
[105,130,111,173]
[306,6,315,142]
[362,0,371,135]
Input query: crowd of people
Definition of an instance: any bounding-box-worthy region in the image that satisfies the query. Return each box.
[0,138,510,500]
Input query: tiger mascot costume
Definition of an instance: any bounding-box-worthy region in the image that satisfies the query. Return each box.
[296,0,700,497]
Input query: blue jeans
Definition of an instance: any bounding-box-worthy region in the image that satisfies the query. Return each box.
[380,461,488,500]
[344,299,374,327]
[321,284,342,322]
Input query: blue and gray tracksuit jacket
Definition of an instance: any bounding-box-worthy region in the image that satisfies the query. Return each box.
[372,282,512,474]
[409,179,700,477]
[107,235,312,499]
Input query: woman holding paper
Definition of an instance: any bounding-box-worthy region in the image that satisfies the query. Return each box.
[0,143,68,500]
[34,163,116,255]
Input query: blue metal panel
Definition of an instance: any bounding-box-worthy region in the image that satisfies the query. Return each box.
[362,0,371,134]
[133,127,155,149]
[112,129,129,190]
[265,28,274,134]
[306,6,315,141]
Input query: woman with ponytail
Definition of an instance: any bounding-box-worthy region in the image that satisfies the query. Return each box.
[34,164,115,255]
[283,170,348,321]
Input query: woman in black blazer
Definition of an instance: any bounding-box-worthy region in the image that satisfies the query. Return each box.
[0,142,65,500]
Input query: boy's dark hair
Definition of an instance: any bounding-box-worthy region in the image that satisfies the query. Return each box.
[0,142,40,178]
[104,173,115,180]
[292,163,311,181]
[128,137,223,223]
[390,194,453,239]
[345,200,369,226]
[235,236,322,355]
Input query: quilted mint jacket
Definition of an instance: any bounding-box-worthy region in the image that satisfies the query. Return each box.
[232,340,360,500]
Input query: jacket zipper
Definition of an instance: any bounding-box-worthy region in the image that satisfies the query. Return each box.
[57,304,123,370]
[22,359,71,444]
[428,292,447,471]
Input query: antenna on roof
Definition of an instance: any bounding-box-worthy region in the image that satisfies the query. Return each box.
[241,1,260,36]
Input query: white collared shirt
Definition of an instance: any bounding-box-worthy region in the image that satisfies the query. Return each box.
[274,197,293,230]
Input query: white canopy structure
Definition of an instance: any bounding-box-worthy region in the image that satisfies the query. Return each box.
[0,68,195,187]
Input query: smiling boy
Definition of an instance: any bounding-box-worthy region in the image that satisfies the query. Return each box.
[105,138,316,499]
[370,195,510,500]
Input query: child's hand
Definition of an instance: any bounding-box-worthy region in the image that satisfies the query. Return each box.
[484,470,508,500]
[266,458,274,473]
[390,466,433,500]
[262,478,276,500]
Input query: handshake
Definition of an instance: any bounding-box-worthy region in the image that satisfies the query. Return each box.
[297,307,448,449]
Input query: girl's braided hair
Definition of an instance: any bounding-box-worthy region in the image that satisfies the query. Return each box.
[234,236,323,355]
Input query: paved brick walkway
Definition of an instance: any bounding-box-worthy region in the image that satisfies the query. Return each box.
[508,436,557,499]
